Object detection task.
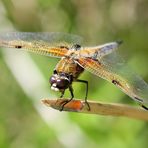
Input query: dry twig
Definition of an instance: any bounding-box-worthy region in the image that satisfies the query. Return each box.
[41,98,148,121]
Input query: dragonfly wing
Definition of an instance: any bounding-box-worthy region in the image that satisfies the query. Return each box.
[0,32,83,58]
[79,41,121,59]
[77,51,148,106]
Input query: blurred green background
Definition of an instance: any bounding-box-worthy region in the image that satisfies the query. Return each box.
[0,0,148,148]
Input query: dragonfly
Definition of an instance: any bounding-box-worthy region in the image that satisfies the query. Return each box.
[0,32,148,111]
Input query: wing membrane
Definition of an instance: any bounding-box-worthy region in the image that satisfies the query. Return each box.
[77,52,148,106]
[0,32,83,58]
[78,41,120,59]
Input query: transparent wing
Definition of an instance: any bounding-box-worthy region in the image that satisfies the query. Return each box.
[77,41,121,60]
[77,51,148,106]
[0,32,83,58]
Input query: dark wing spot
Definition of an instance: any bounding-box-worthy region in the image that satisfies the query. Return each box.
[112,80,122,87]
[59,46,69,50]
[15,45,22,49]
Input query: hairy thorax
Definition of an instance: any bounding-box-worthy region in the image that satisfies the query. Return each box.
[55,57,84,79]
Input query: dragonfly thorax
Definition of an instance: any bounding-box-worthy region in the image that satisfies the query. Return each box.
[65,44,82,58]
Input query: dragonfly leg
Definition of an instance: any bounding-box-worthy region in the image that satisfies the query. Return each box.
[69,85,74,99]
[59,85,74,111]
[60,90,65,98]
[53,69,57,74]
[76,79,90,111]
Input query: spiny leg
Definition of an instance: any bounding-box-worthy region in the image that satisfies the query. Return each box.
[76,79,90,111]
[60,85,74,111]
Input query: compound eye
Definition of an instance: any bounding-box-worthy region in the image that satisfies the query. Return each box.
[56,78,69,89]
[49,76,56,85]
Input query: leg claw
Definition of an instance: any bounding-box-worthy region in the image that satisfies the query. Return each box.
[85,101,90,111]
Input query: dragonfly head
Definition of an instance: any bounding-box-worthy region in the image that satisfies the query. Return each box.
[50,73,71,92]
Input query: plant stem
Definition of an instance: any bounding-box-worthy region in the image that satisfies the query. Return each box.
[42,98,148,121]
